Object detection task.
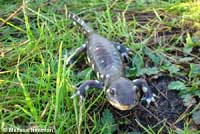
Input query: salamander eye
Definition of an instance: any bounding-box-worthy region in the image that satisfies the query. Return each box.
[109,88,116,96]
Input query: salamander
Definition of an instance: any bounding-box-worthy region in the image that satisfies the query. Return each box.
[67,11,156,110]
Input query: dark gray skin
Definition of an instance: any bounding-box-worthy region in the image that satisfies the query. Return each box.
[87,33,139,110]
[67,12,156,110]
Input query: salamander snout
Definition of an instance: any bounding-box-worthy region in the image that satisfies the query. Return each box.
[106,77,140,110]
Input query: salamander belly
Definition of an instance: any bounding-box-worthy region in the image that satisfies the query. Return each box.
[87,34,123,84]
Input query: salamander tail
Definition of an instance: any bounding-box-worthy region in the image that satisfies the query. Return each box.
[68,11,93,34]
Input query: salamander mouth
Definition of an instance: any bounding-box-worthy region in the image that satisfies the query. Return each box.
[108,99,137,111]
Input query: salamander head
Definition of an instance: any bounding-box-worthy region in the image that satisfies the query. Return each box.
[106,77,139,110]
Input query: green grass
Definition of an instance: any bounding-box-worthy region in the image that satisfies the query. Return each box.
[1,0,200,133]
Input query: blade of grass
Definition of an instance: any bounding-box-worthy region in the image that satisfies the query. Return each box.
[16,55,40,122]
[0,18,26,33]
[54,41,63,125]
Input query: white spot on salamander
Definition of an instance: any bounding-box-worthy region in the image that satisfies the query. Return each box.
[95,47,100,51]
[100,74,104,79]
[113,51,117,55]
[85,85,90,90]
[77,18,80,23]
[95,80,100,83]
[80,20,84,25]
[132,79,139,83]
[106,74,110,79]
[142,87,148,93]
[117,45,121,50]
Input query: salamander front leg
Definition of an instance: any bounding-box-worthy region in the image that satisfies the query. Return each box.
[64,44,87,65]
[70,80,103,100]
[132,78,157,107]
[112,42,132,62]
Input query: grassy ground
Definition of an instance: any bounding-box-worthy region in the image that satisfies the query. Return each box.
[0,0,200,133]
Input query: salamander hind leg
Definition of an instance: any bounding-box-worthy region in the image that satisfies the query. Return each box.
[132,78,157,107]
[112,42,132,62]
[63,44,87,65]
[70,80,103,100]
